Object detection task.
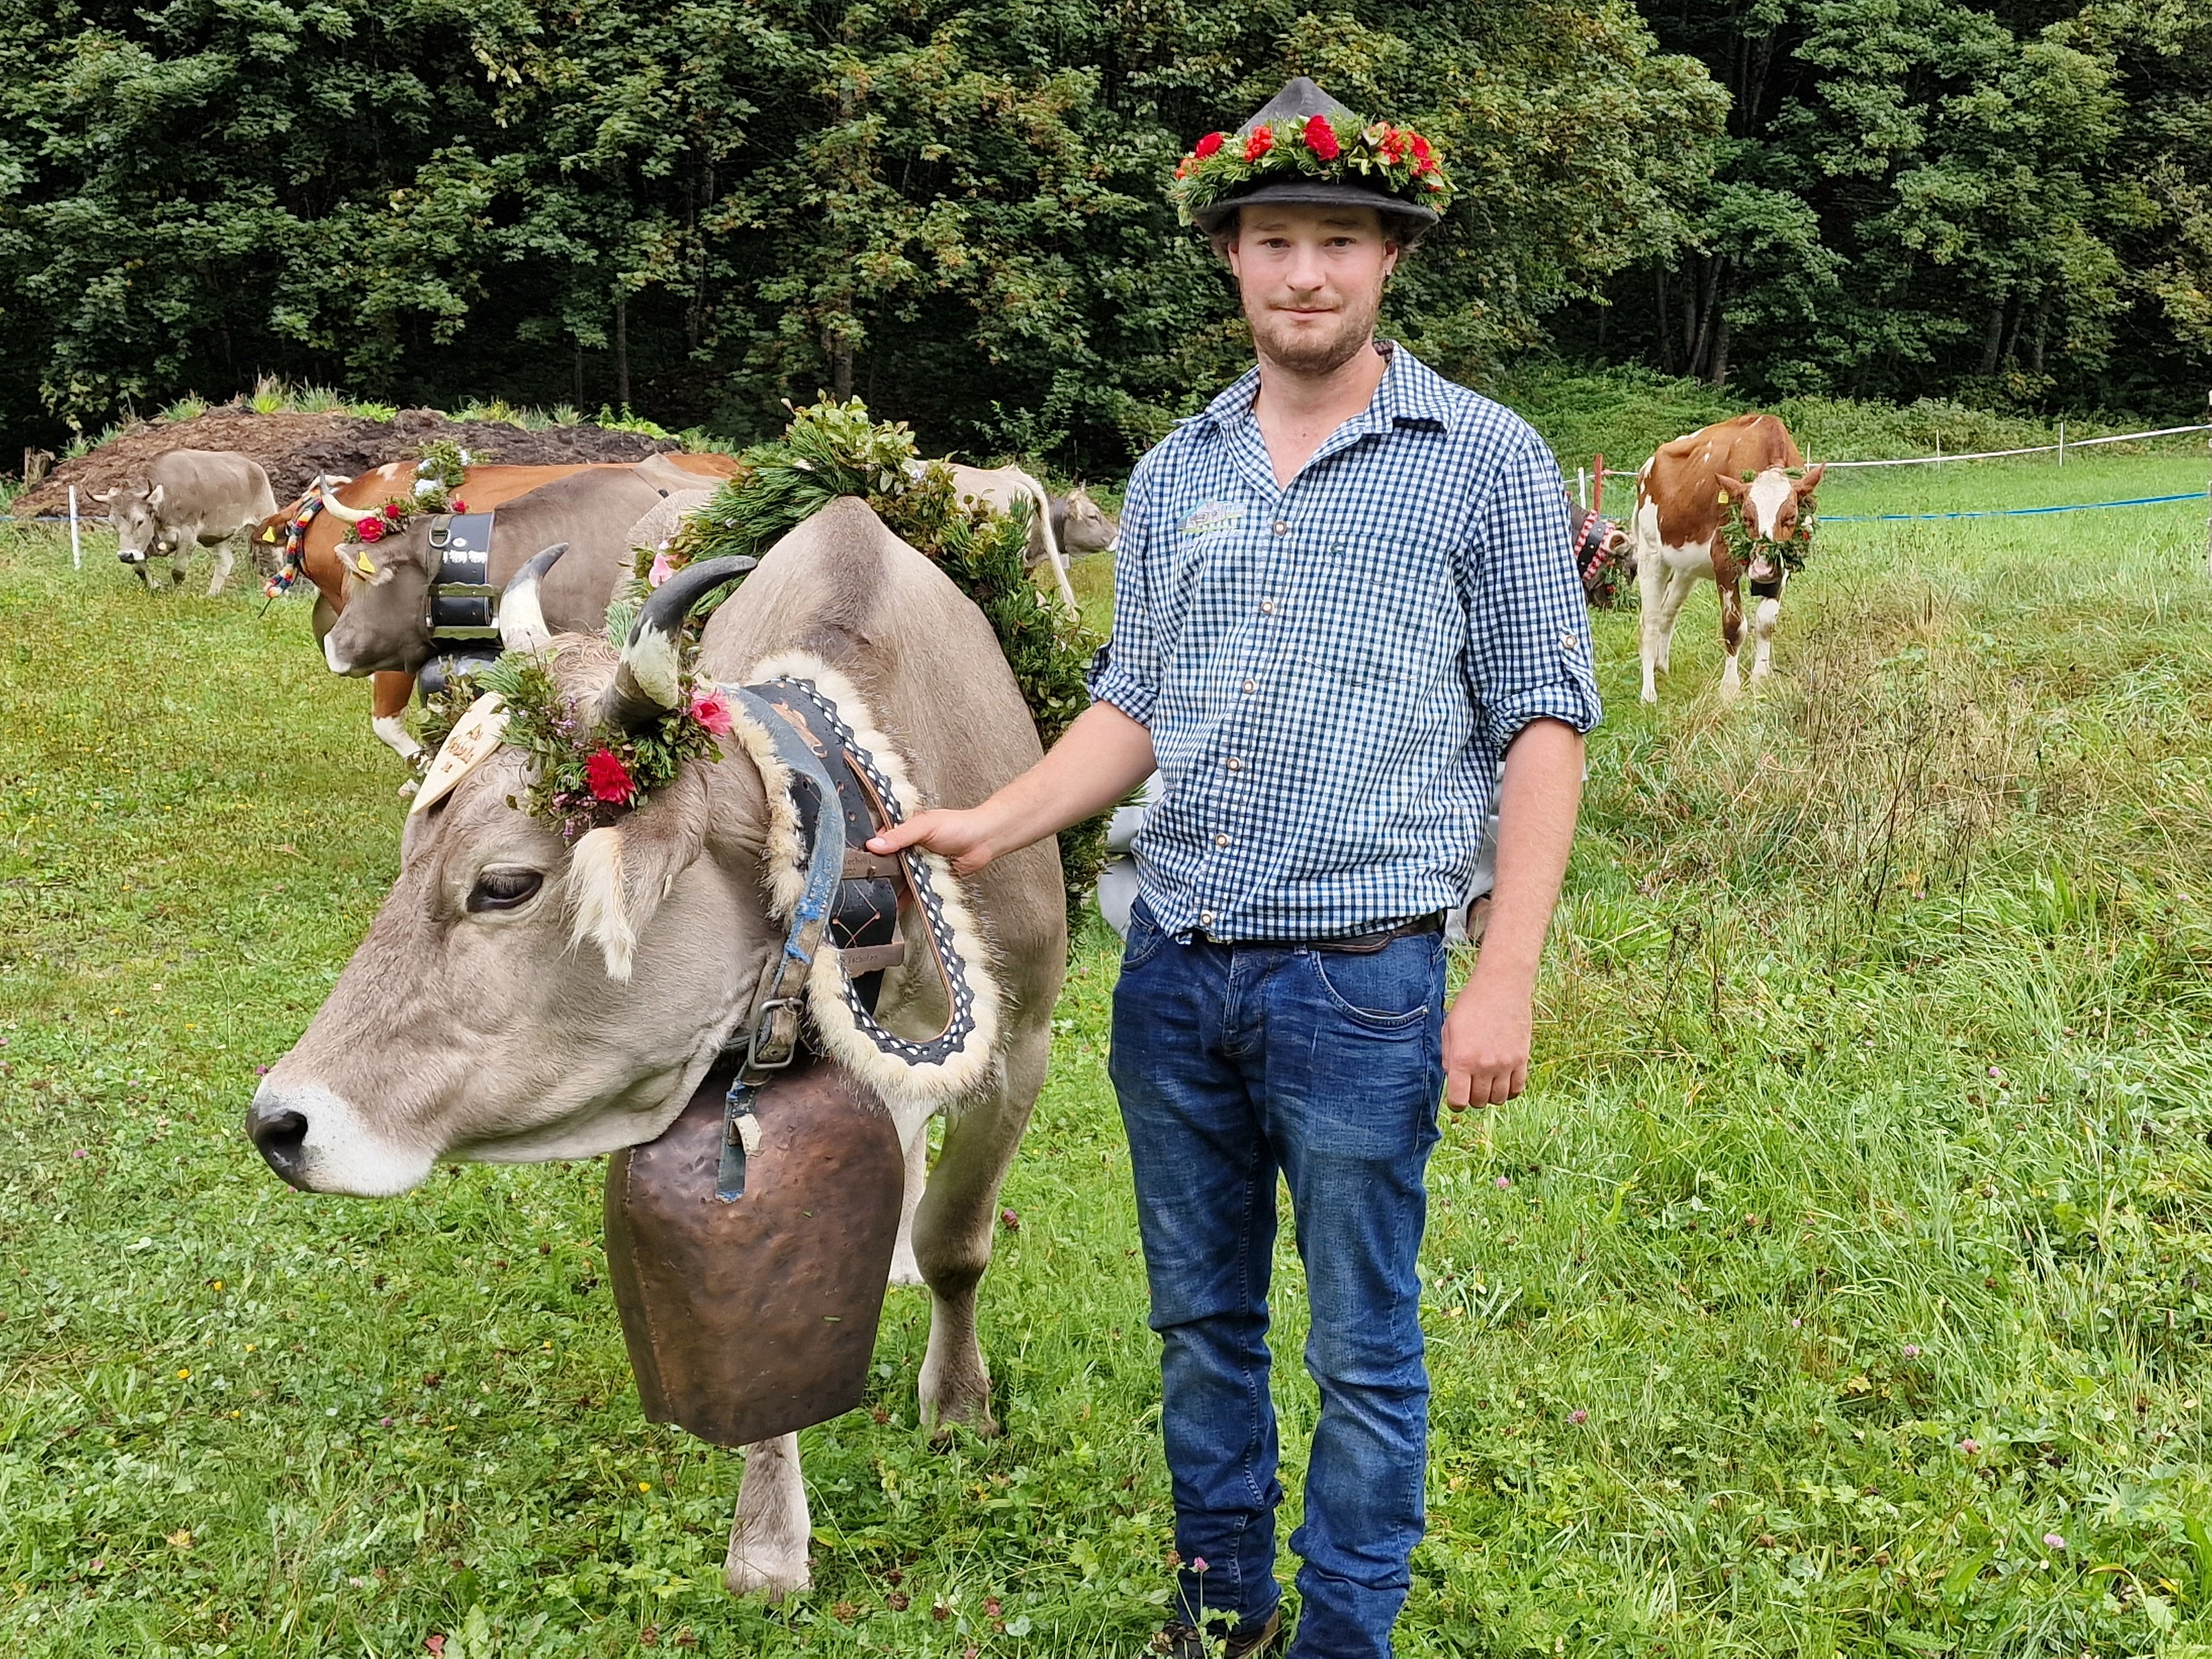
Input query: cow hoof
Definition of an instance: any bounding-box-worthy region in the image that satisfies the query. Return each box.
[723,1548,810,1601]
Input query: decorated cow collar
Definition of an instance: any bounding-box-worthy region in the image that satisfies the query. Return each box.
[408,559,999,1149]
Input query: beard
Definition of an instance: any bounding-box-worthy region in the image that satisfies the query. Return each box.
[1245,283,1384,376]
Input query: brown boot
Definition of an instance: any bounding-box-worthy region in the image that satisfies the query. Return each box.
[1150,1608,1285,1658]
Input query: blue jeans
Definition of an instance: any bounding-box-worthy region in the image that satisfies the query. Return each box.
[1110,899,1445,1659]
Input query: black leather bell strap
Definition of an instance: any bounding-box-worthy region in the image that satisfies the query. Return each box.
[717,686,847,1202]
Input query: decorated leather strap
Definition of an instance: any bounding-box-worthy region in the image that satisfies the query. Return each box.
[717,686,847,1202]
[754,677,983,1070]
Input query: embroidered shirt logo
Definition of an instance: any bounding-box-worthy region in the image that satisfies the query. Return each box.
[1178,502,1246,538]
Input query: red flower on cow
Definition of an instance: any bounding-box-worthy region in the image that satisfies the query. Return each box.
[448,498,468,514]
[585,748,634,804]
[688,690,734,737]
[1303,115,1340,160]
[1244,127,1275,163]
[1194,131,1225,160]
[382,502,404,524]
[354,516,387,544]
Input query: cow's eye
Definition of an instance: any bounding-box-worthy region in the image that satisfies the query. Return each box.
[467,868,544,912]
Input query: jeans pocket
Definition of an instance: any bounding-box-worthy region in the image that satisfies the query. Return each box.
[1122,899,1169,972]
[1304,935,1441,1035]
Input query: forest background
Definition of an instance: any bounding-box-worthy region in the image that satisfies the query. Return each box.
[1,0,2206,472]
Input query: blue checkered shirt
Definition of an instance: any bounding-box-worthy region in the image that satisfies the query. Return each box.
[1088,343,1601,941]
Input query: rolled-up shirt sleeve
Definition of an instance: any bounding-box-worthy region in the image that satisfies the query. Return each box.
[1084,452,1164,727]
[1463,431,1604,757]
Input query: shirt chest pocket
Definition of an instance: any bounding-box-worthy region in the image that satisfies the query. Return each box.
[1292,541,1460,688]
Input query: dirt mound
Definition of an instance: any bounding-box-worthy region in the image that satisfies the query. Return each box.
[15,406,685,518]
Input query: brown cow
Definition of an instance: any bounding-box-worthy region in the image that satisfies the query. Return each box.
[258,456,737,768]
[1631,414,1824,703]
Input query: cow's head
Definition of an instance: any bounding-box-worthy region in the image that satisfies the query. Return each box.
[315,488,446,674]
[92,479,170,567]
[1718,463,1824,545]
[1061,484,1118,557]
[246,559,772,1196]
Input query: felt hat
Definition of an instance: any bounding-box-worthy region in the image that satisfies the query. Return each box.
[1178,77,1447,237]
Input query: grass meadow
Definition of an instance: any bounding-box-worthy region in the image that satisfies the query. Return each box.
[3,443,2211,1657]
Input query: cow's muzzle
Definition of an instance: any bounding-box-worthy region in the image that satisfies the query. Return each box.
[118,547,147,566]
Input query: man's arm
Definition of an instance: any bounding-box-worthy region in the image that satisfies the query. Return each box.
[867,700,1156,874]
[1443,716,1583,1109]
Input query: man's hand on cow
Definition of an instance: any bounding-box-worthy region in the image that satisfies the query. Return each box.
[1442,971,1533,1112]
[868,809,1001,875]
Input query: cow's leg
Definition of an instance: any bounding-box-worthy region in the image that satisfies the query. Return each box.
[912,1030,1045,1436]
[1642,559,1700,703]
[370,674,425,779]
[168,542,189,590]
[1718,579,1746,702]
[888,1118,930,1289]
[1047,546,1078,612]
[723,1432,811,1599]
[205,533,235,597]
[1750,591,1783,685]
[1636,540,1667,703]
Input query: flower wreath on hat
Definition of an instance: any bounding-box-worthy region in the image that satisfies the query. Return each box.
[1168,113,1454,225]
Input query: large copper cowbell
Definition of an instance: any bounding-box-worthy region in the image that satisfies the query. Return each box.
[603,1058,903,1447]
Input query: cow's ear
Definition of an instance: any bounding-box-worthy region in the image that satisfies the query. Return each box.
[1795,463,1825,495]
[564,767,710,981]
[1715,474,1751,508]
[147,484,165,510]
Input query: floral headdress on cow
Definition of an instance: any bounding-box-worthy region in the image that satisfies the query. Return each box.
[409,550,749,839]
[1170,76,1452,236]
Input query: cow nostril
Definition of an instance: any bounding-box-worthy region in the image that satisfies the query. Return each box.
[249,1104,311,1186]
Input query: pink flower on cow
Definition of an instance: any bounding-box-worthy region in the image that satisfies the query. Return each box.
[1193,131,1225,160]
[649,551,675,588]
[585,749,634,804]
[1303,115,1340,159]
[689,690,733,735]
[355,516,387,544]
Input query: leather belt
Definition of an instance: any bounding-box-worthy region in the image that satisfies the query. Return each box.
[1196,912,1446,952]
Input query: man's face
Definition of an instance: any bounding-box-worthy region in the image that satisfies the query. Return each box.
[1227,205,1399,377]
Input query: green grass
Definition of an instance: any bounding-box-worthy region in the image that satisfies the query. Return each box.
[3,450,2212,1656]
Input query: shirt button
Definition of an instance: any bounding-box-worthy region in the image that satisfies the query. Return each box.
[1225,757,1243,772]
[1213,833,1230,848]
[1259,599,1276,615]
[1273,520,1290,536]
[1199,909,1215,927]
[1240,679,1257,694]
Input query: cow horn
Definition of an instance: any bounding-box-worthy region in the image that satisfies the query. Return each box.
[596,556,755,729]
[317,487,375,525]
[498,544,566,654]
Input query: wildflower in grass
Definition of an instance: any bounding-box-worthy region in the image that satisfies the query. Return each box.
[1902,1343,1922,1359]
[1191,1557,1208,1571]
[2044,1532,2065,1551]
[638,1481,652,1492]
[1959,1437,1980,1453]
[1569,1409,1588,1425]
[1001,1207,1020,1230]
[1495,1175,1511,1190]
[380,1416,394,1427]
[72,1148,86,1158]
[176,1369,190,1380]
[425,1638,447,1657]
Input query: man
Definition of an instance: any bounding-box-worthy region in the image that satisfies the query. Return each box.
[870,77,1599,1658]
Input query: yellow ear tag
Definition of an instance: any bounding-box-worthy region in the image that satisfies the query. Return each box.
[410,694,510,815]
[260,527,278,541]
[1717,488,1730,505]
[354,552,378,577]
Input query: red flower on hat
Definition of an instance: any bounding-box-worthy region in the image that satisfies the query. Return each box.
[1408,133,1434,174]
[585,748,634,804]
[1244,127,1274,163]
[1193,131,1225,159]
[354,516,386,544]
[1303,115,1340,159]
[1377,125,1406,164]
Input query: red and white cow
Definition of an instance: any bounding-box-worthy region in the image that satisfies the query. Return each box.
[1632,414,1823,703]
